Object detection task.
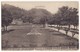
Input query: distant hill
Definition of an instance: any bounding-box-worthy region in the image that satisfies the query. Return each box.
[29,8,53,23]
[2,4,53,24]
[2,4,28,19]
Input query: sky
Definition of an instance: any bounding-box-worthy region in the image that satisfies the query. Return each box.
[1,1,78,14]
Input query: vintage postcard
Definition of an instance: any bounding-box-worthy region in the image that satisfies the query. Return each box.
[1,1,79,50]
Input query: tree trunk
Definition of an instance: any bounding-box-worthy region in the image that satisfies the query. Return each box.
[68,25,70,30]
[2,26,5,31]
[58,28,60,31]
[58,25,60,31]
[5,26,7,31]
[57,25,58,28]
[75,26,78,29]
[65,31,68,35]
[72,33,75,38]
[74,25,76,29]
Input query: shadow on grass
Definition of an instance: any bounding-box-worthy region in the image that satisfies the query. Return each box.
[2,29,15,34]
[46,28,78,41]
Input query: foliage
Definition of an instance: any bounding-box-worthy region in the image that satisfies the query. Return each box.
[2,5,13,31]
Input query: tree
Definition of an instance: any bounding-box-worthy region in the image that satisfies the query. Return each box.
[40,16,47,27]
[29,8,52,27]
[56,6,78,30]
[69,8,78,29]
[2,4,30,24]
[2,6,13,31]
[57,6,70,29]
[49,6,78,34]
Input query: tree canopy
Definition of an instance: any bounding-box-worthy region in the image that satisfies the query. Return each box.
[2,4,78,29]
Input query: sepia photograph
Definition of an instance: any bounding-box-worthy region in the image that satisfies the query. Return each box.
[1,1,79,50]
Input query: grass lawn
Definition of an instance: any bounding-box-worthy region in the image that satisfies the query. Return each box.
[2,24,32,49]
[38,28,78,47]
[2,24,79,50]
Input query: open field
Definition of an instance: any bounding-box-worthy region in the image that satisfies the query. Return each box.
[2,24,79,50]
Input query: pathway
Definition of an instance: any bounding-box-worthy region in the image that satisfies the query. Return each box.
[46,26,79,39]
